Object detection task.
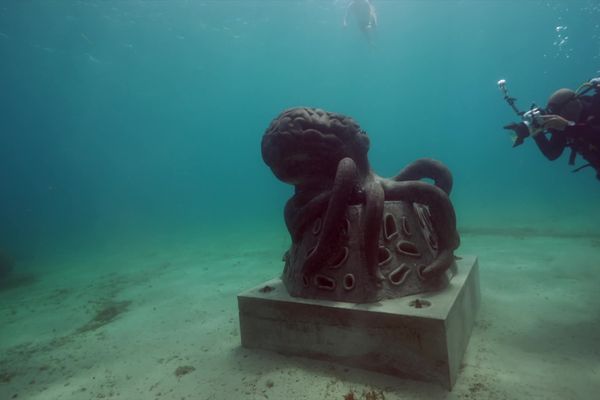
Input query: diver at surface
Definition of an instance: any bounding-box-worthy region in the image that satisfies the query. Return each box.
[343,0,377,43]
[500,77,600,180]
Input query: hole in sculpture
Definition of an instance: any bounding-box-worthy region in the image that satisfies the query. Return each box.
[302,274,310,288]
[401,216,411,236]
[423,205,432,219]
[315,274,336,291]
[377,246,392,266]
[396,241,421,257]
[420,206,433,231]
[389,264,411,286]
[384,214,398,240]
[423,207,431,218]
[329,247,349,269]
[312,218,322,235]
[343,274,355,290]
[428,233,438,250]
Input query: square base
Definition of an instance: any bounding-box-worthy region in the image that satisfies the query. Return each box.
[238,256,480,389]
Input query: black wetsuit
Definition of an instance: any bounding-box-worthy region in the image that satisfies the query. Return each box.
[533,91,600,179]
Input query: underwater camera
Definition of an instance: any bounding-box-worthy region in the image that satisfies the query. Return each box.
[521,106,546,131]
[498,77,600,147]
[497,79,547,147]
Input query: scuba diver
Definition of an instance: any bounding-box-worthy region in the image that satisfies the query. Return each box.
[343,0,377,44]
[501,77,600,180]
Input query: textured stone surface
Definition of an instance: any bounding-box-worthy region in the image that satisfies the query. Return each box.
[238,256,480,389]
[261,107,460,302]
[282,202,454,303]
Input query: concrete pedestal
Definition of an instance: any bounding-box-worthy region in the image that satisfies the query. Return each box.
[238,256,480,389]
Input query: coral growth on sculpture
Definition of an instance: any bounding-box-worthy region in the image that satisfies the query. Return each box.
[262,108,460,303]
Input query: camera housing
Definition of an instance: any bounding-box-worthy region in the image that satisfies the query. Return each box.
[522,106,546,130]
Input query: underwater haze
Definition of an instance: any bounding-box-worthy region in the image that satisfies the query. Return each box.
[1,0,599,262]
[1,1,600,399]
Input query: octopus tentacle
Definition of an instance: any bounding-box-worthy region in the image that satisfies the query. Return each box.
[284,191,331,243]
[303,157,358,275]
[381,180,459,279]
[362,180,384,279]
[392,158,453,195]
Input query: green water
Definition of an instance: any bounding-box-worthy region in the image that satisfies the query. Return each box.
[1,0,599,263]
[1,3,600,399]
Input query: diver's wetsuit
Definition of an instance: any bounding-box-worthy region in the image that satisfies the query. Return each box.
[534,91,600,179]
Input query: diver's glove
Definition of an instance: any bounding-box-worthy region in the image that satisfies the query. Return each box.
[503,122,530,147]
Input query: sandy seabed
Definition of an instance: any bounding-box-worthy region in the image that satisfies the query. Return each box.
[1,227,599,400]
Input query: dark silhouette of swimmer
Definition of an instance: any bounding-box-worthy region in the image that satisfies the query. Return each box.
[503,78,600,180]
[343,0,377,43]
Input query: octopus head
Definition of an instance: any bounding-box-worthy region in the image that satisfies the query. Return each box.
[261,107,370,187]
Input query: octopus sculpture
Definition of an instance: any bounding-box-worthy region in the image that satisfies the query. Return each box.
[262,108,460,303]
